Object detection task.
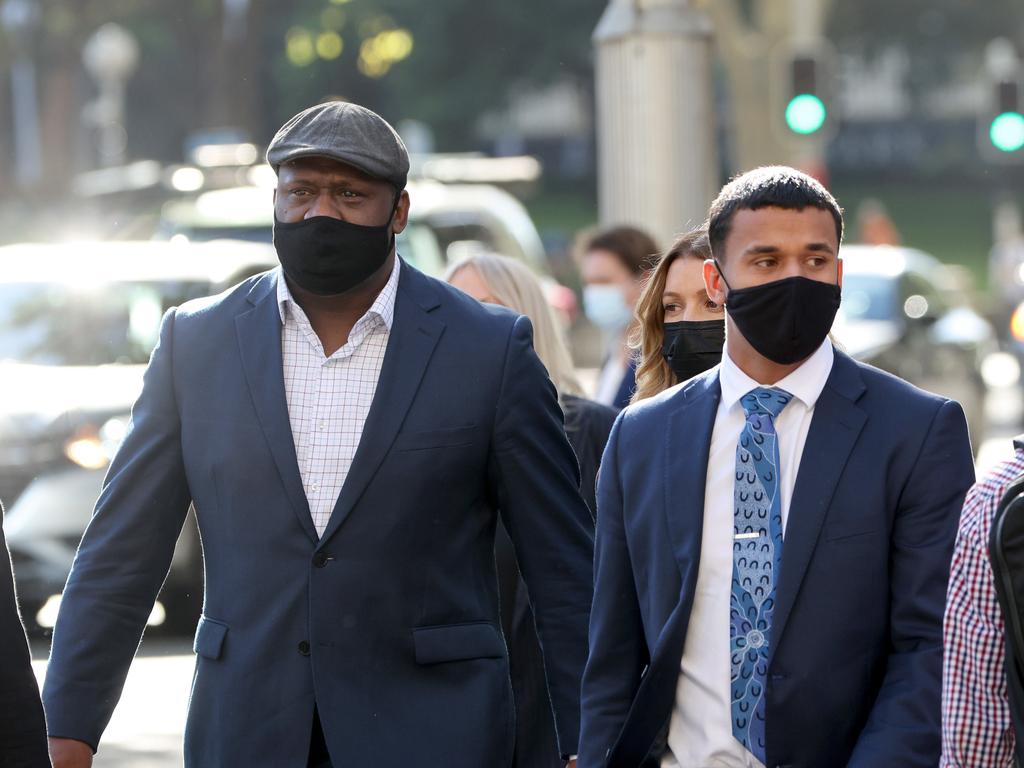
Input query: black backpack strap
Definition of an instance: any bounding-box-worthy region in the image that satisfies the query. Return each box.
[988,468,1024,765]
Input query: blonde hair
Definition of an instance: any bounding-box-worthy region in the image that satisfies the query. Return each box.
[445,252,583,397]
[629,226,712,403]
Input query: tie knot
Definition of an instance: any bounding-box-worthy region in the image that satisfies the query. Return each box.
[740,387,793,420]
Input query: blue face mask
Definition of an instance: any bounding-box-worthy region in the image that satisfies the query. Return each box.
[583,284,633,333]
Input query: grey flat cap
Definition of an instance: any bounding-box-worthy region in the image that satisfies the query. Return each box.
[266,101,409,189]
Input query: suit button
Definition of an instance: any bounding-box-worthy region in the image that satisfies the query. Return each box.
[313,552,330,568]
[298,640,311,656]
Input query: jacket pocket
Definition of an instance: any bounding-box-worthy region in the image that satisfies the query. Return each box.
[193,615,229,660]
[412,621,505,664]
[393,425,479,452]
[823,520,882,542]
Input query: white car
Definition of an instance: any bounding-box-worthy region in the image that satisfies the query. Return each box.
[155,172,578,320]
[0,239,279,632]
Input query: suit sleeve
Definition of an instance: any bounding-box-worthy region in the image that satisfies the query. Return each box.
[847,399,976,767]
[577,411,649,768]
[488,315,595,760]
[0,511,51,767]
[42,308,192,752]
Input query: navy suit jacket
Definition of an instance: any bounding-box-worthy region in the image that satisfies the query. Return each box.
[43,261,594,767]
[579,350,976,768]
[1,505,50,768]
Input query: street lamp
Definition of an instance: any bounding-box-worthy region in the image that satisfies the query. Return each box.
[223,0,251,43]
[82,23,140,167]
[0,0,43,187]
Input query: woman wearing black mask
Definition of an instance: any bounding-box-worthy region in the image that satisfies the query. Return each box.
[630,227,725,403]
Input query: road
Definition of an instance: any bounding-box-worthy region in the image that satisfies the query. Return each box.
[31,639,191,767]
[29,385,1024,767]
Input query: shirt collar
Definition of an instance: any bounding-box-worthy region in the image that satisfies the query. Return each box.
[276,256,402,330]
[719,338,834,412]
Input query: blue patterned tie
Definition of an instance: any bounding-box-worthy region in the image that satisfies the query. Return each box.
[731,386,793,763]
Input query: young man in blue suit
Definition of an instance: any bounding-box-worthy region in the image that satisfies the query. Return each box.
[578,167,976,768]
[44,102,591,768]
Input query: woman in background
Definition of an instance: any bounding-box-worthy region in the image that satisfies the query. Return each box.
[446,252,615,768]
[577,226,660,409]
[631,227,725,403]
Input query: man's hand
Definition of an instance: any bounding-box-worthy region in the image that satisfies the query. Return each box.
[566,760,577,768]
[49,737,93,768]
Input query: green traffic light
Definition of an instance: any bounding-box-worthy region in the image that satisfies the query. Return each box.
[991,112,1024,152]
[785,94,827,135]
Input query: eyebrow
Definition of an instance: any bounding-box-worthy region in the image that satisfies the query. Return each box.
[743,242,836,255]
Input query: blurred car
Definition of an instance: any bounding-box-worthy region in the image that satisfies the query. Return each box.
[154,173,578,321]
[832,245,996,450]
[0,239,278,632]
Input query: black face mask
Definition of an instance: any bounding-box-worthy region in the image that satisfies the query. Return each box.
[273,200,398,296]
[716,263,841,365]
[661,319,725,382]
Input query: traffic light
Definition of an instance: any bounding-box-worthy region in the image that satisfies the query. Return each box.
[990,79,1024,153]
[784,55,829,136]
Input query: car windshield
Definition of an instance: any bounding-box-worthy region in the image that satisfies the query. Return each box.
[0,280,213,366]
[839,273,896,322]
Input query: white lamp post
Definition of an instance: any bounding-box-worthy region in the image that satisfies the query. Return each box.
[1,0,42,187]
[82,23,140,167]
[593,0,718,245]
[223,0,251,43]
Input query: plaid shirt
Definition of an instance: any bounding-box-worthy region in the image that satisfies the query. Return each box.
[276,259,400,537]
[941,443,1024,767]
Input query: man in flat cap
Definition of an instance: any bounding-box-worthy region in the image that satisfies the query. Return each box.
[44,101,592,768]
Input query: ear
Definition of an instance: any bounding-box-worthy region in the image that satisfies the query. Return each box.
[837,257,843,288]
[703,259,727,305]
[392,189,411,235]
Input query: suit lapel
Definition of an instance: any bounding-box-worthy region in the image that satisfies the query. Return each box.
[771,352,867,651]
[318,263,445,545]
[235,272,317,543]
[663,371,720,585]
[609,372,720,766]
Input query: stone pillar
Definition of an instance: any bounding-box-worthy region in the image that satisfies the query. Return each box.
[593,0,718,246]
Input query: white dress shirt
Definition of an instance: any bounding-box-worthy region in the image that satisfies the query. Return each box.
[277,258,400,537]
[594,348,628,407]
[662,340,835,768]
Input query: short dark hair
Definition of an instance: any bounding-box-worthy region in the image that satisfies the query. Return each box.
[580,225,660,276]
[707,166,844,260]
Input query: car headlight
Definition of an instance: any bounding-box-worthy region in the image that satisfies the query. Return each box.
[1013,303,1024,343]
[63,416,130,470]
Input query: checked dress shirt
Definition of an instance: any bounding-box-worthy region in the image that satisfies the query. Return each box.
[941,444,1024,767]
[277,257,400,537]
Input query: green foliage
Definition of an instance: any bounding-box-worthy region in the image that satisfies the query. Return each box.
[261,0,605,148]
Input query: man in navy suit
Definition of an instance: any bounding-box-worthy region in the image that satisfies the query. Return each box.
[44,102,592,768]
[578,167,976,768]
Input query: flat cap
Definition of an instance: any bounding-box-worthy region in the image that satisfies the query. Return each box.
[266,101,410,189]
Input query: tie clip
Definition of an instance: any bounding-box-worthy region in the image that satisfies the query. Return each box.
[734,532,760,540]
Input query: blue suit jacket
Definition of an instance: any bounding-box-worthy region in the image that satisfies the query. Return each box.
[43,261,594,767]
[579,350,976,768]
